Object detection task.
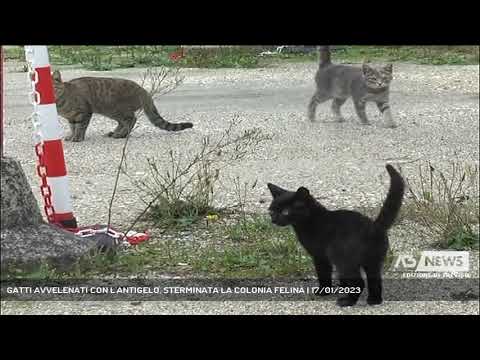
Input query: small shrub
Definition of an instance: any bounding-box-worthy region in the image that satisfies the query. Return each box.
[130,116,271,229]
[403,161,479,250]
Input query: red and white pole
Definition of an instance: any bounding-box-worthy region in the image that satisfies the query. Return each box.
[24,46,77,229]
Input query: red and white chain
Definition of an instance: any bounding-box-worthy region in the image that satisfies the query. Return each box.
[25,48,56,223]
[76,226,131,248]
[75,226,150,247]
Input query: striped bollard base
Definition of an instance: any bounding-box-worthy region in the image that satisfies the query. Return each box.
[25,46,77,230]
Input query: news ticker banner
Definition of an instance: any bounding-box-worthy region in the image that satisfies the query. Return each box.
[1,278,478,301]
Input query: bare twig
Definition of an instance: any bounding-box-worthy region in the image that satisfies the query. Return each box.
[107,65,184,232]
[126,115,271,228]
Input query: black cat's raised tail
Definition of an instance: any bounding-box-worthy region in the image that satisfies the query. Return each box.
[374,164,405,231]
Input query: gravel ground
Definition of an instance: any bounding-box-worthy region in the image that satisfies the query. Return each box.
[1,300,478,315]
[4,62,479,222]
[2,60,479,315]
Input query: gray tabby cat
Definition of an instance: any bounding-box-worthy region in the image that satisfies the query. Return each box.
[308,46,397,128]
[52,70,193,142]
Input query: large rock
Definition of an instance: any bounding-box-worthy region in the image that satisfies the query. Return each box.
[1,156,43,227]
[1,156,97,272]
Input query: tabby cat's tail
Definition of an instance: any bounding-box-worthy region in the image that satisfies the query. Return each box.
[318,46,332,68]
[143,97,193,132]
[374,164,405,231]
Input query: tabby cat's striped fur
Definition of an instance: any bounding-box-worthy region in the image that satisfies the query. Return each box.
[52,70,193,142]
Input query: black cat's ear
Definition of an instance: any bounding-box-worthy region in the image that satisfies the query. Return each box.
[267,183,287,198]
[296,186,310,198]
[52,70,62,82]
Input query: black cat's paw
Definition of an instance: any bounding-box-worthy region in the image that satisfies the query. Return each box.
[367,297,383,306]
[336,297,358,307]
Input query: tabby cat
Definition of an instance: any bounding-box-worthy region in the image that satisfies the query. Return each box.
[52,70,193,142]
[308,46,397,128]
[267,164,405,306]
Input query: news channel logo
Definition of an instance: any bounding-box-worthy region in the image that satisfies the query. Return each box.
[390,251,471,278]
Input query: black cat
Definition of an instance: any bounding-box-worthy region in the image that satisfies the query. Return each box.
[267,164,405,307]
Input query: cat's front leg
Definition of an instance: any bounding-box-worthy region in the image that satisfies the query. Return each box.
[313,256,334,296]
[331,98,347,123]
[64,121,76,141]
[64,113,91,142]
[353,99,371,125]
[335,268,365,307]
[307,92,330,122]
[307,95,319,122]
[72,118,91,142]
[376,102,397,128]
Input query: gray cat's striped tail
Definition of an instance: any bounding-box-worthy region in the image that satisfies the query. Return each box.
[143,97,193,132]
[318,46,332,68]
[374,164,405,231]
